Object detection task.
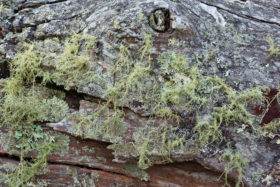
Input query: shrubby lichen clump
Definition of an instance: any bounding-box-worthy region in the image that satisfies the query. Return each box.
[0,34,97,186]
[219,146,248,187]
[61,35,272,187]
[0,33,278,186]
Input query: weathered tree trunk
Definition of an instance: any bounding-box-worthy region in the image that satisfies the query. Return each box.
[0,0,279,186]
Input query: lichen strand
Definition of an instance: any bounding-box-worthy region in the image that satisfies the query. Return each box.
[68,106,127,143]
[259,119,280,141]
[1,87,68,130]
[0,3,3,13]
[68,167,99,187]
[193,85,267,146]
[132,124,186,169]
[122,163,149,181]
[0,135,59,187]
[49,34,99,90]
[219,147,248,187]
[107,123,188,170]
[265,37,280,58]
[107,34,157,115]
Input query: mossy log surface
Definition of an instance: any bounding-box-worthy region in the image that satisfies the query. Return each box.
[0,0,279,186]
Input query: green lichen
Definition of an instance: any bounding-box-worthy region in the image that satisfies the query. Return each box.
[168,38,186,48]
[0,33,100,186]
[69,167,99,187]
[135,125,185,169]
[108,34,154,107]
[69,106,127,142]
[139,12,144,22]
[3,31,272,186]
[259,119,280,140]
[122,163,149,181]
[66,35,156,143]
[97,157,107,164]
[219,147,248,187]
[108,124,186,170]
[66,34,268,178]
[50,33,99,90]
[52,133,70,157]
[1,88,68,130]
[156,52,209,116]
[26,180,48,187]
[0,3,3,13]
[265,37,280,58]
[139,34,153,62]
[114,20,120,29]
[82,146,95,154]
[193,82,266,147]
[0,134,59,187]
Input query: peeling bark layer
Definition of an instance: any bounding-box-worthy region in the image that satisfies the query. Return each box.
[0,128,232,187]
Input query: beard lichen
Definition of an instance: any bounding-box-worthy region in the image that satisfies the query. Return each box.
[0,33,100,186]
[219,146,248,187]
[265,37,280,58]
[69,105,127,142]
[0,32,275,187]
[0,135,59,187]
[50,33,99,90]
[259,119,280,141]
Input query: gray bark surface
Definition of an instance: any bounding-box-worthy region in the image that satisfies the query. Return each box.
[0,0,279,186]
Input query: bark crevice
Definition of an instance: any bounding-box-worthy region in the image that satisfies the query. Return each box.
[199,0,280,27]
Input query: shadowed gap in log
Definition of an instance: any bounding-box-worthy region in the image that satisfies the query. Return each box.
[0,61,10,79]
[253,88,280,125]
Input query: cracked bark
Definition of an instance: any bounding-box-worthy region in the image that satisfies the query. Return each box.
[0,0,279,186]
[20,0,69,10]
[0,155,232,187]
[0,127,233,187]
[199,0,280,26]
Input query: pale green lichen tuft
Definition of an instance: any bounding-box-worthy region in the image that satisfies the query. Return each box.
[0,33,100,186]
[265,37,280,58]
[122,163,149,181]
[219,147,248,187]
[0,3,3,13]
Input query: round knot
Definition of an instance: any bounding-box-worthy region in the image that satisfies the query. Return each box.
[149,8,170,32]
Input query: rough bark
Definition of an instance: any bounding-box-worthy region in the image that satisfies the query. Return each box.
[0,0,279,186]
